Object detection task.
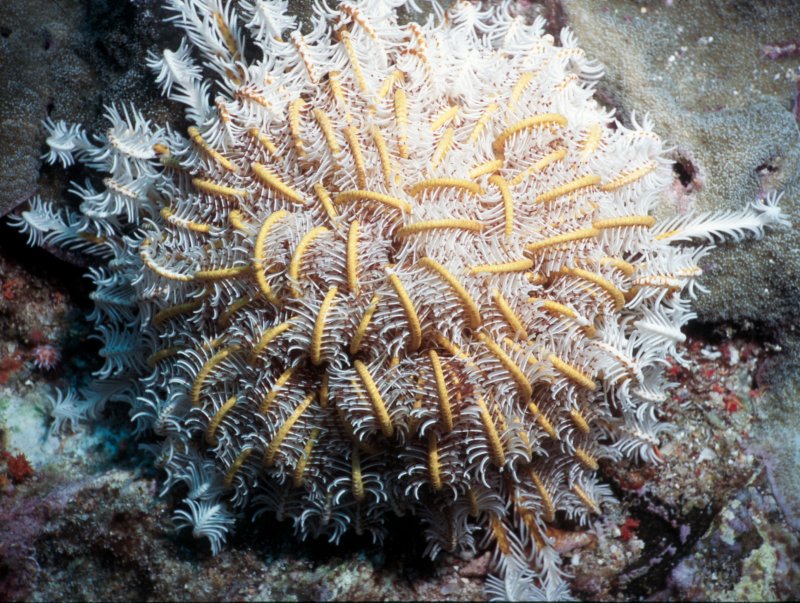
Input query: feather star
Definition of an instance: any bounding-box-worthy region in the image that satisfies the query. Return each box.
[10,0,787,599]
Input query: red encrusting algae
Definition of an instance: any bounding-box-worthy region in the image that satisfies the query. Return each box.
[1,451,34,484]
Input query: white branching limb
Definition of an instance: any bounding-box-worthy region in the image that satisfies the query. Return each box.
[47,388,94,434]
[42,118,93,167]
[147,39,213,124]
[654,192,789,244]
[8,197,112,257]
[173,498,236,555]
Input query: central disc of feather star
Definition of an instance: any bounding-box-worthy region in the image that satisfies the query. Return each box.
[18,1,784,600]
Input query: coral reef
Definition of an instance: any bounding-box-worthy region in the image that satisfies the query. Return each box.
[561,0,800,326]
[562,4,800,597]
[663,476,800,601]
[0,0,187,217]
[0,3,796,598]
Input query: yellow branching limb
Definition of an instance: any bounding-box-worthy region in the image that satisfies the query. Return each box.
[475,395,506,467]
[293,428,320,487]
[289,226,329,296]
[259,366,296,413]
[152,299,203,326]
[431,126,455,169]
[600,256,636,277]
[529,468,556,522]
[351,445,365,502]
[470,258,533,275]
[527,400,558,440]
[187,126,238,172]
[311,286,338,365]
[510,148,567,186]
[206,394,238,446]
[478,332,532,399]
[327,71,351,123]
[534,174,601,204]
[251,163,306,204]
[224,448,253,489]
[408,178,482,197]
[419,257,481,329]
[492,114,568,156]
[217,294,248,328]
[264,391,316,467]
[161,207,212,233]
[468,159,504,179]
[344,125,367,189]
[433,332,475,367]
[192,345,241,406]
[593,215,656,229]
[249,321,294,364]
[372,125,393,188]
[213,11,239,57]
[313,183,339,223]
[397,219,483,238]
[468,102,498,143]
[334,190,412,214]
[492,289,528,340]
[430,105,460,131]
[146,346,180,367]
[427,432,443,491]
[579,123,602,158]
[509,71,535,110]
[547,353,596,391]
[350,294,380,354]
[570,408,591,434]
[253,209,289,304]
[574,447,599,471]
[429,350,453,432]
[192,178,249,200]
[526,228,599,254]
[600,160,658,191]
[489,175,514,237]
[133,244,173,284]
[194,265,251,280]
[354,359,394,438]
[377,69,403,99]
[289,98,307,157]
[337,28,367,92]
[557,266,625,311]
[246,127,279,156]
[573,483,601,514]
[313,108,342,159]
[387,270,422,352]
[229,209,253,233]
[347,221,360,295]
[394,87,409,158]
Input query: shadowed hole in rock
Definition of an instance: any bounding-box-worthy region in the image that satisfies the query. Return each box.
[673,157,697,190]
[756,160,779,175]
[755,157,783,191]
